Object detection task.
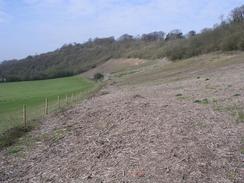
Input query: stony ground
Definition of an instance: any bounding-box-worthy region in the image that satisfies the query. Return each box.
[0,55,244,183]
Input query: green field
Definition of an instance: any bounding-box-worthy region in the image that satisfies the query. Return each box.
[0,76,97,133]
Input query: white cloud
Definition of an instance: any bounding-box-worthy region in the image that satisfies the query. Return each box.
[1,0,244,60]
[16,0,244,36]
[0,0,9,23]
[85,0,244,35]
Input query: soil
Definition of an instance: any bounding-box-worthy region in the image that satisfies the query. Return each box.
[0,54,244,183]
[83,58,146,79]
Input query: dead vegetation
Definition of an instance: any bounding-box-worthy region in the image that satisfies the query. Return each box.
[0,52,244,182]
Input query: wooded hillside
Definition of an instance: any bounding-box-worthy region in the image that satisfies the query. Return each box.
[1,4,244,82]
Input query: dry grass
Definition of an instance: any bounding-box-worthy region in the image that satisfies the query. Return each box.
[116,52,244,85]
[0,52,244,182]
[82,58,149,79]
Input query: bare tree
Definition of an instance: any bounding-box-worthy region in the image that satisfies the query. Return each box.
[186,30,196,38]
[165,29,183,40]
[141,31,165,41]
[118,34,134,41]
[230,5,244,23]
[94,37,115,45]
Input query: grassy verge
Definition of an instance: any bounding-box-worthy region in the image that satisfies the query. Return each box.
[0,124,33,150]
[0,76,100,149]
[117,52,244,86]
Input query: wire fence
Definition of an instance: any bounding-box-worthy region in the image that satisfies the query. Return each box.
[0,85,102,134]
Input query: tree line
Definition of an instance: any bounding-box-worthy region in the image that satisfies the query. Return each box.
[0,4,244,82]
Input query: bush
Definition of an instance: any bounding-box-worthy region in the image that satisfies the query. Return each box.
[221,34,239,51]
[0,126,32,149]
[94,73,104,81]
[238,37,244,50]
[1,4,244,81]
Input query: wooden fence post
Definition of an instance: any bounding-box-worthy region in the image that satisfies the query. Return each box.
[66,95,68,105]
[45,98,48,115]
[23,104,27,129]
[71,93,74,103]
[75,93,77,103]
[58,96,60,109]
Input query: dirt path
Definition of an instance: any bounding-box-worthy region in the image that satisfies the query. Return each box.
[0,57,244,182]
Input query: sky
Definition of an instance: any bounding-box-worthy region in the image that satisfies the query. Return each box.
[0,0,243,61]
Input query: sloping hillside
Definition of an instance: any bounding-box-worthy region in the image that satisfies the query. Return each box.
[1,4,244,82]
[1,53,243,182]
[82,58,148,79]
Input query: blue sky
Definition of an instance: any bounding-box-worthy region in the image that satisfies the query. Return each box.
[0,0,243,61]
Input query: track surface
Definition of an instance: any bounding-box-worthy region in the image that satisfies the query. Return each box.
[0,54,244,183]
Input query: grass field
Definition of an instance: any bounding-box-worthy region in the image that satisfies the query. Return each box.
[0,76,97,133]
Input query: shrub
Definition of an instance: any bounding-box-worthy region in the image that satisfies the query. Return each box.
[221,34,239,51]
[94,73,104,81]
[238,37,244,50]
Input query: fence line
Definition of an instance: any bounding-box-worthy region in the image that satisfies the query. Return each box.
[18,92,87,130]
[45,98,48,115]
[23,104,27,129]
[58,96,60,109]
[66,95,68,105]
[0,84,103,134]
